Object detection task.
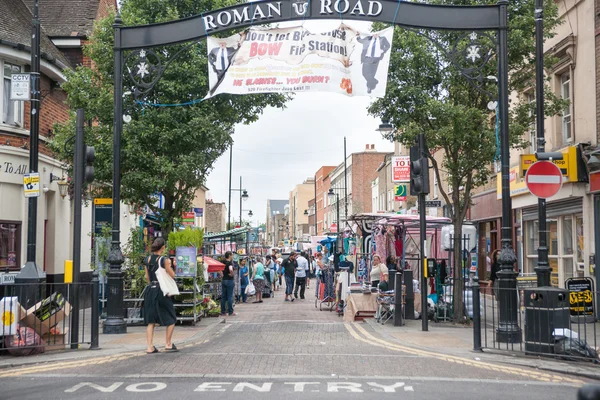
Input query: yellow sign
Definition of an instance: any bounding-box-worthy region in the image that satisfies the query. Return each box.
[520,146,579,182]
[496,165,528,199]
[94,198,113,205]
[23,172,40,198]
[64,260,73,283]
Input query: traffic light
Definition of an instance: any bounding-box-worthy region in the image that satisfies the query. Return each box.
[410,138,430,195]
[83,145,95,183]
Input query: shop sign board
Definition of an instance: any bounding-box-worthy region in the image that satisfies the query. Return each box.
[10,73,30,100]
[525,161,563,199]
[93,198,112,234]
[392,156,410,183]
[394,184,407,201]
[182,211,195,226]
[23,172,40,198]
[193,207,204,217]
[566,277,594,317]
[175,246,197,277]
[521,153,569,177]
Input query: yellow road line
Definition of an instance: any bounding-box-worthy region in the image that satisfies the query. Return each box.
[345,323,584,385]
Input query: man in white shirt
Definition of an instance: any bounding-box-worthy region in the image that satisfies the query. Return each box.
[294,252,309,300]
[357,33,391,94]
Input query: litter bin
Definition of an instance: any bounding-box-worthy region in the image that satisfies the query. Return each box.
[14,262,46,310]
[524,287,569,354]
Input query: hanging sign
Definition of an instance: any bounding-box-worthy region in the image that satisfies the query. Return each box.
[392,156,410,183]
[10,74,30,100]
[23,172,40,198]
[206,24,394,98]
[182,212,195,226]
[394,184,407,201]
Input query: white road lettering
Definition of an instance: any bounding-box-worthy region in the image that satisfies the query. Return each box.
[366,382,406,392]
[232,382,273,392]
[327,382,363,392]
[64,382,123,393]
[283,382,320,392]
[194,382,232,391]
[125,382,167,392]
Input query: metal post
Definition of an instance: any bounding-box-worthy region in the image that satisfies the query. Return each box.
[70,109,84,348]
[228,146,233,229]
[314,174,317,235]
[239,176,242,226]
[496,0,521,343]
[419,195,428,331]
[90,270,100,349]
[336,194,340,240]
[25,0,41,266]
[344,137,348,224]
[472,275,482,351]
[104,13,127,334]
[534,0,551,288]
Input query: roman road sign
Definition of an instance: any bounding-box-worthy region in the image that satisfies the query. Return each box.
[525,161,563,199]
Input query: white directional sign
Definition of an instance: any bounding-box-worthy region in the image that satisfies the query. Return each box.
[10,73,30,100]
[23,172,40,198]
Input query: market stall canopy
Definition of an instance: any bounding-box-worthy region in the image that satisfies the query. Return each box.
[348,213,451,237]
[203,256,225,272]
[204,227,250,240]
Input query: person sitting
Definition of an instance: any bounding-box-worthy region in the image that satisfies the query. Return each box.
[378,272,390,292]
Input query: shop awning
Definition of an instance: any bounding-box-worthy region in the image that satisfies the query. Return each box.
[203,256,225,272]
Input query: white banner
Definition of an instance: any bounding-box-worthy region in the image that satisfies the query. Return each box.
[206,24,393,98]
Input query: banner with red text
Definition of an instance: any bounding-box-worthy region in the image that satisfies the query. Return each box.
[206,24,393,98]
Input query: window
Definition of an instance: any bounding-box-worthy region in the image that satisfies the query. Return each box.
[2,61,23,126]
[0,222,21,271]
[527,92,536,153]
[560,72,572,144]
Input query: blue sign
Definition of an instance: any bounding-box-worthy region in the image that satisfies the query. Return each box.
[193,207,204,217]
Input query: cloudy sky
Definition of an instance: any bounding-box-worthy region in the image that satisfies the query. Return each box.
[205,21,394,226]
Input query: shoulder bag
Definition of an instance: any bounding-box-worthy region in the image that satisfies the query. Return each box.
[155,256,180,297]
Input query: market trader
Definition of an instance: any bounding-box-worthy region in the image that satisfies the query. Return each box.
[282,252,298,302]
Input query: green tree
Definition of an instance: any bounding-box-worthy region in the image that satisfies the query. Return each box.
[51,0,289,234]
[369,0,566,322]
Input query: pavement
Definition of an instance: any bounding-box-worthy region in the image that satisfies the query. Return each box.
[0,279,597,399]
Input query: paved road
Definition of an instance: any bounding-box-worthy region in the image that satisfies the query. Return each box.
[0,287,590,399]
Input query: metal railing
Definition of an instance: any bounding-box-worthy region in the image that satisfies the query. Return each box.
[0,273,99,355]
[471,279,600,362]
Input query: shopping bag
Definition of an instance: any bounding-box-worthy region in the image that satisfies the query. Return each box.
[246,282,256,296]
[156,257,180,297]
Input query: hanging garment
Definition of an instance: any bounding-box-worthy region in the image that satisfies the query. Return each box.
[322,266,336,299]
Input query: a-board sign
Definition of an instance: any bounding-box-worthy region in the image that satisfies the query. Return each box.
[566,277,594,317]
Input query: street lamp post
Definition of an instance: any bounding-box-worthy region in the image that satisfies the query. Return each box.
[229,176,249,229]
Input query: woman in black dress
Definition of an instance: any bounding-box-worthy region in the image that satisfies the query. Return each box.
[143,237,178,354]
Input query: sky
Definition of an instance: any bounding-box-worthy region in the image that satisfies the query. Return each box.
[205,21,394,226]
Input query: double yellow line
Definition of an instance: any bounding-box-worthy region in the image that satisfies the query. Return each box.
[344,323,584,385]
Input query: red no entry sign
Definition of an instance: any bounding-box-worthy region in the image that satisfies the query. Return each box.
[525,161,563,198]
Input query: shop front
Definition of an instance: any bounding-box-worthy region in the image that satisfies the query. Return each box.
[509,146,591,289]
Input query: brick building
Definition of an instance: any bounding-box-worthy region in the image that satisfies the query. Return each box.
[205,200,227,234]
[0,0,117,281]
[314,166,335,235]
[325,144,388,232]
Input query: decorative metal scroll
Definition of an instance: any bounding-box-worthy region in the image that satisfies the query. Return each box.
[406,28,498,99]
[124,41,199,99]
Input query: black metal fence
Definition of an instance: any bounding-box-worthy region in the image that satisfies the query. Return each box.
[471,280,600,362]
[0,276,99,356]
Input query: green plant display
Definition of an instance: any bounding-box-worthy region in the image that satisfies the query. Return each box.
[167,226,204,251]
[122,226,152,299]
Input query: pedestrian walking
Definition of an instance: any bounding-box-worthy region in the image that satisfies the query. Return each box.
[306,254,313,290]
[221,251,237,316]
[252,258,266,303]
[239,258,250,303]
[314,252,323,297]
[282,252,297,302]
[265,255,277,293]
[294,252,309,300]
[276,257,283,290]
[143,237,178,354]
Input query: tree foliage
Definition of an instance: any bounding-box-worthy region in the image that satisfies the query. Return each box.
[368,0,566,321]
[51,0,290,233]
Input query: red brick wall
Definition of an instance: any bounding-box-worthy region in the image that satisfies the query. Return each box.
[351,152,388,214]
[2,73,68,157]
[96,0,117,20]
[315,165,335,235]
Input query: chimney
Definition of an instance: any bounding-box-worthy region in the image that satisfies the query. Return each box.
[371,144,375,150]
[365,144,369,150]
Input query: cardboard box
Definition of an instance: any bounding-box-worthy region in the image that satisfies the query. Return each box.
[42,328,69,351]
[23,300,71,336]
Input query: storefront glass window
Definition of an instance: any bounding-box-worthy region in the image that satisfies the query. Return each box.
[0,222,20,270]
[549,220,558,256]
[563,217,573,255]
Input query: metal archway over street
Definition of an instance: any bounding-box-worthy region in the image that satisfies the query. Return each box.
[119,0,504,49]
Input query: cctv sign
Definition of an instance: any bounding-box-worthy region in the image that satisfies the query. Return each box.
[391,156,410,183]
[10,73,30,100]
